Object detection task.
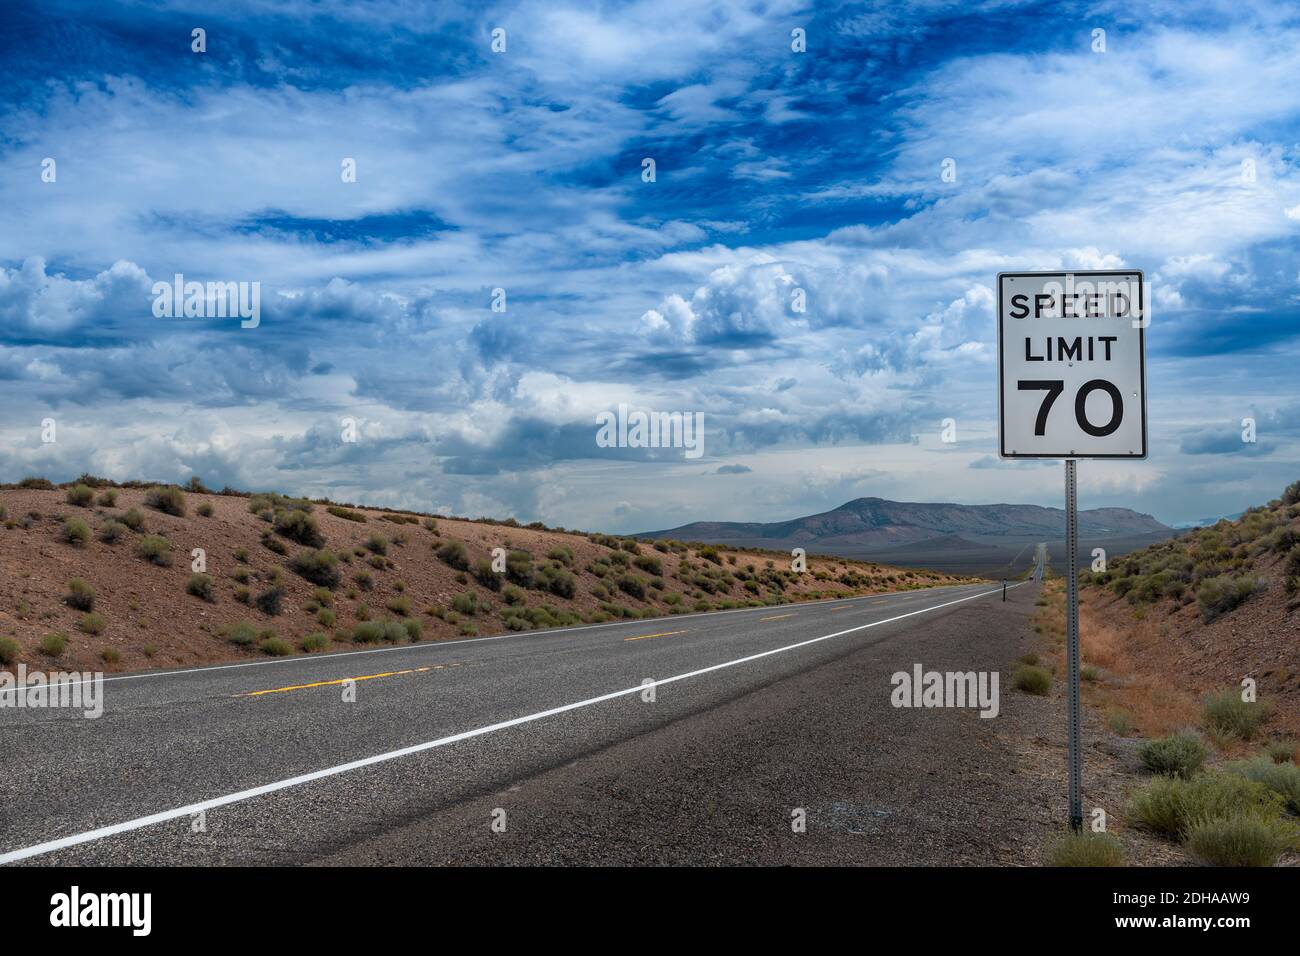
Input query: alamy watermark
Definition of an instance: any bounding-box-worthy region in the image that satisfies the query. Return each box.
[596,403,704,459]
[151,273,261,328]
[0,666,103,718]
[891,663,999,718]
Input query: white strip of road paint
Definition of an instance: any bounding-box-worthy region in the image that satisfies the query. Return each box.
[0,582,1025,864]
[0,581,991,694]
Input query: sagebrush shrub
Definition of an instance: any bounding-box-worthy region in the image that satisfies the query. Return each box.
[62,518,91,547]
[66,578,96,611]
[137,535,172,566]
[144,485,186,516]
[436,540,469,570]
[65,484,94,507]
[291,548,341,588]
[187,573,215,602]
[1138,733,1208,778]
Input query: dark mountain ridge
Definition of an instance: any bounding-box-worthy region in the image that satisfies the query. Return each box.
[637,496,1171,553]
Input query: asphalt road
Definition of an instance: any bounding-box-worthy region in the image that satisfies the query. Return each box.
[0,569,1038,866]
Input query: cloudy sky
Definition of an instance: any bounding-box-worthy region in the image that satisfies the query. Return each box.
[2,0,1298,531]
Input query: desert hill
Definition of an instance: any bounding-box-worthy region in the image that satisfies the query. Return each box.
[0,477,977,673]
[1081,479,1300,731]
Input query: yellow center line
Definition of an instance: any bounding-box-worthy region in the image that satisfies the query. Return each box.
[623,630,688,643]
[830,605,854,611]
[239,663,459,697]
[759,613,795,621]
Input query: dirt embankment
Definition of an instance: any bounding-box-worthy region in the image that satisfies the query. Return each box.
[0,486,977,673]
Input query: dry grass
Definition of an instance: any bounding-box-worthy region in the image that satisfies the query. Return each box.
[1032,579,1200,738]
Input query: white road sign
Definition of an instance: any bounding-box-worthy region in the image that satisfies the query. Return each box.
[998,270,1147,459]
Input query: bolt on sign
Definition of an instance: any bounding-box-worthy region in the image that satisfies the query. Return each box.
[998,271,1147,459]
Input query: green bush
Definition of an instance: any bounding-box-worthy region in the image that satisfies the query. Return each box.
[0,636,18,664]
[386,595,412,616]
[316,608,336,628]
[98,520,128,543]
[1183,814,1298,867]
[633,554,663,575]
[1138,733,1208,778]
[96,489,117,507]
[472,560,502,590]
[1196,574,1257,622]
[137,535,172,566]
[66,578,95,611]
[291,548,341,588]
[40,632,68,657]
[617,574,647,600]
[254,587,284,616]
[547,546,574,566]
[1264,740,1296,764]
[326,506,367,522]
[222,620,258,646]
[451,592,478,616]
[187,572,215,602]
[1012,664,1052,695]
[1203,689,1268,741]
[275,509,326,547]
[79,613,106,634]
[352,621,385,644]
[65,484,94,506]
[1127,773,1283,838]
[538,565,577,598]
[196,502,214,517]
[62,517,90,547]
[402,618,422,641]
[261,533,288,555]
[365,533,389,555]
[1043,831,1126,867]
[121,508,145,530]
[101,647,121,664]
[260,636,292,656]
[436,540,469,570]
[503,585,525,606]
[301,632,330,652]
[144,485,186,516]
[1224,757,1300,813]
[505,550,533,587]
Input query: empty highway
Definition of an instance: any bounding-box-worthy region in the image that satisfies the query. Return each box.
[1,571,1040,866]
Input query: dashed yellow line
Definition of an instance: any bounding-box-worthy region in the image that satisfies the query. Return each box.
[759,613,795,621]
[239,663,461,697]
[830,605,854,611]
[623,630,688,643]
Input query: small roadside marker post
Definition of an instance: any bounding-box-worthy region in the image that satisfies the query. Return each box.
[1002,580,1006,601]
[997,271,1148,834]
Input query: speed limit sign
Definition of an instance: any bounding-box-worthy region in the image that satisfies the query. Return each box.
[998,271,1147,459]
[997,268,1148,835]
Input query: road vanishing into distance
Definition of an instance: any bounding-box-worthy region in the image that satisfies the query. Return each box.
[2,556,1043,866]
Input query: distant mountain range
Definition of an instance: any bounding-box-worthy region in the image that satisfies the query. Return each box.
[1171,511,1246,530]
[637,497,1173,566]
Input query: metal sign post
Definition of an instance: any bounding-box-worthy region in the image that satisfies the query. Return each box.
[1064,460,1082,831]
[997,271,1147,833]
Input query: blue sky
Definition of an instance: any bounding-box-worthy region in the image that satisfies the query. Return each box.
[1,0,1298,530]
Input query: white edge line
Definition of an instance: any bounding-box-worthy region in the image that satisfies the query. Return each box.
[0,582,1025,865]
[0,581,995,695]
